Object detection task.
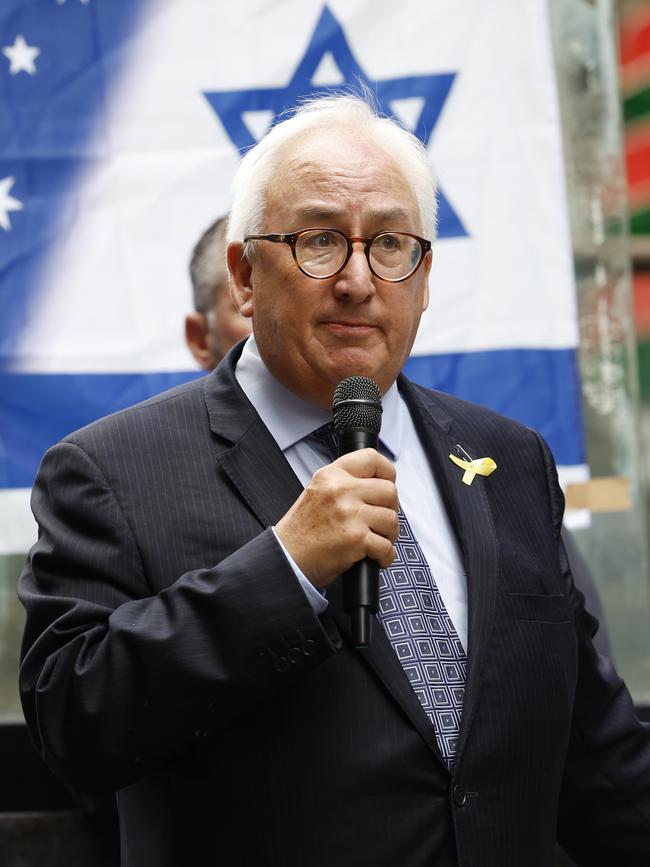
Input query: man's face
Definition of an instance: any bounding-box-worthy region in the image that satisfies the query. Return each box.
[229,130,431,408]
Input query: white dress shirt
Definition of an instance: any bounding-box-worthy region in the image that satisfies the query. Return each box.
[235,336,469,650]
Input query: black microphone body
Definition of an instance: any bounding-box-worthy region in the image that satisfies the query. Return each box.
[332,377,383,648]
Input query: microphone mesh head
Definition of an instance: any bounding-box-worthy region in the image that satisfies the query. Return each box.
[332,376,382,435]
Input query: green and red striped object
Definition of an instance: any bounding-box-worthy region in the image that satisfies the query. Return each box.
[620,3,650,393]
[621,4,650,238]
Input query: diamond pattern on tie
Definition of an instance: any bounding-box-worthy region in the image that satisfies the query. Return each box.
[305,422,466,769]
[379,514,466,768]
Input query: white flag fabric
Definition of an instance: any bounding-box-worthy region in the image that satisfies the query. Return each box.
[0,0,584,552]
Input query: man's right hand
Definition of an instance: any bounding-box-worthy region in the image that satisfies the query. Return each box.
[275,449,399,588]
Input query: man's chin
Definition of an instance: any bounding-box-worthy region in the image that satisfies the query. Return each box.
[324,354,393,394]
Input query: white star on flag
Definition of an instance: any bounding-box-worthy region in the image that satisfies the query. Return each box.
[0,176,24,231]
[2,35,40,75]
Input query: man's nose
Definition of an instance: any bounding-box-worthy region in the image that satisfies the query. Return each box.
[332,242,375,301]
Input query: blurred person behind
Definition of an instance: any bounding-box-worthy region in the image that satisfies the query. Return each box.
[185,215,251,369]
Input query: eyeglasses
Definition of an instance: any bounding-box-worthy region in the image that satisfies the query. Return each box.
[243,228,432,283]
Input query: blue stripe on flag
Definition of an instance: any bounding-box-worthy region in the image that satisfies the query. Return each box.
[0,371,203,488]
[404,347,585,467]
[1,348,584,489]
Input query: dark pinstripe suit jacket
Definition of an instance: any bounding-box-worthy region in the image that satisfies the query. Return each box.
[18,345,650,867]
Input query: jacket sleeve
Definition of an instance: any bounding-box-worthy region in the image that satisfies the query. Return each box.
[18,440,339,794]
[531,431,650,864]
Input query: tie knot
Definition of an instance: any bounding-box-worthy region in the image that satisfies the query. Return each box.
[305,422,339,461]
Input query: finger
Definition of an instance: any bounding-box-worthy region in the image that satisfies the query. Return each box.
[335,449,396,482]
[365,532,396,569]
[363,504,400,544]
[354,478,399,511]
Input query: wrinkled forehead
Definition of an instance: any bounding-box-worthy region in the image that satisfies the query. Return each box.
[264,126,421,228]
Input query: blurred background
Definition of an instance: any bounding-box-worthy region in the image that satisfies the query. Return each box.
[1,0,650,863]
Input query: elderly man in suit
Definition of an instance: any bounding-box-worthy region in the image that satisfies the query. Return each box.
[18,95,650,867]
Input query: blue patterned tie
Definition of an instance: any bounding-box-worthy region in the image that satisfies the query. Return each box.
[307,423,466,770]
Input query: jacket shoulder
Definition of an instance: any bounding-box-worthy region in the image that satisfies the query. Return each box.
[403,377,536,443]
[61,374,210,450]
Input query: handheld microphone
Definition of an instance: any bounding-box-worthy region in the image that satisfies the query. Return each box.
[332,376,383,648]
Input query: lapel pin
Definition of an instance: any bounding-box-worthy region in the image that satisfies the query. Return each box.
[449,449,497,486]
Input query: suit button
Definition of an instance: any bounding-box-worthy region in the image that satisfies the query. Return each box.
[273,656,289,672]
[453,784,467,806]
[287,646,301,663]
[302,640,317,656]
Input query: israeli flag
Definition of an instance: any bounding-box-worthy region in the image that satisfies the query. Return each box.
[0,0,584,552]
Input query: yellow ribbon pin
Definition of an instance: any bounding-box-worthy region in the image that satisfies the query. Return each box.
[449,454,497,486]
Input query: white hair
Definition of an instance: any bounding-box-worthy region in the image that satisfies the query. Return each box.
[226,94,438,246]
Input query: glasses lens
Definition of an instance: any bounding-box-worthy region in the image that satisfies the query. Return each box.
[370,233,422,281]
[295,229,347,277]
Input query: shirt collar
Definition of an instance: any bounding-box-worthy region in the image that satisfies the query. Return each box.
[235,335,404,459]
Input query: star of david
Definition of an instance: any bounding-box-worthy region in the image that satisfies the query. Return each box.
[204,5,467,239]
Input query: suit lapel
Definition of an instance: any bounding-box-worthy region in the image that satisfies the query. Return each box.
[401,379,499,764]
[202,348,303,527]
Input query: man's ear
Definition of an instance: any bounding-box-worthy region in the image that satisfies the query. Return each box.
[185,313,216,371]
[227,243,254,318]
